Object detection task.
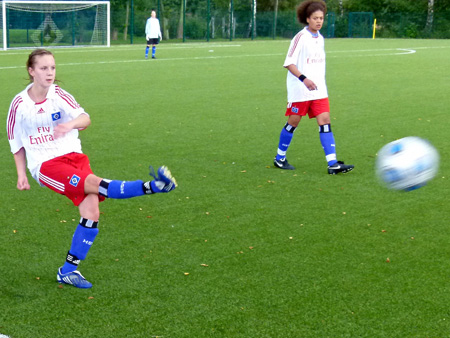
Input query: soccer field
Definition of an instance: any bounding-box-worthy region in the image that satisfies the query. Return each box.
[1,38,450,337]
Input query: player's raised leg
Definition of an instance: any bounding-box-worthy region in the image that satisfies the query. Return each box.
[87,165,177,199]
[57,166,177,288]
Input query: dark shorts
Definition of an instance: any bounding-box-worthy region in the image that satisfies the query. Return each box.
[147,38,159,45]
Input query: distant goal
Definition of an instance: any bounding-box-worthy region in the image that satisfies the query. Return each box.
[1,0,110,50]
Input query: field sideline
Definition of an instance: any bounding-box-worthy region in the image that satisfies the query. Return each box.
[1,39,450,337]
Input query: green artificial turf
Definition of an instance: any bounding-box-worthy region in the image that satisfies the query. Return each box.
[1,38,450,337]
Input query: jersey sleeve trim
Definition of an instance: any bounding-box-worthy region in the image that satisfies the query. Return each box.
[55,85,81,109]
[7,96,23,141]
[287,31,304,58]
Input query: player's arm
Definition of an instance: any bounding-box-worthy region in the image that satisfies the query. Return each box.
[54,113,91,139]
[13,147,30,191]
[145,20,151,38]
[285,64,317,91]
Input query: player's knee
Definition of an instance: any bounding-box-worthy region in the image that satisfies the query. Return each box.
[87,209,100,221]
[83,208,100,221]
[79,194,100,220]
[317,112,331,125]
[288,116,301,128]
[84,174,102,194]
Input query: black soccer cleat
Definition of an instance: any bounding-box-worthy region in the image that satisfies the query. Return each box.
[328,161,354,175]
[274,158,295,170]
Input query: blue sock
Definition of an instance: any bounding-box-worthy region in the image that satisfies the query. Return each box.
[62,219,99,274]
[276,123,296,161]
[152,46,156,57]
[145,46,149,58]
[319,124,337,166]
[61,259,78,274]
[99,180,145,199]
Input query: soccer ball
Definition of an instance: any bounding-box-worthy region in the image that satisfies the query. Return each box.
[375,136,439,191]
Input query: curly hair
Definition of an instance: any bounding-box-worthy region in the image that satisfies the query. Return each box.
[296,0,327,25]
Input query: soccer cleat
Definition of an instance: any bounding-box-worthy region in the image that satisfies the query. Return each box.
[327,161,354,175]
[144,166,177,194]
[57,268,92,289]
[274,158,295,170]
[152,56,156,59]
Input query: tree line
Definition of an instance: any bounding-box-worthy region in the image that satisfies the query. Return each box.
[109,0,450,39]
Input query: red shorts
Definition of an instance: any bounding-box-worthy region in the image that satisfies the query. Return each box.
[39,152,105,207]
[285,98,330,119]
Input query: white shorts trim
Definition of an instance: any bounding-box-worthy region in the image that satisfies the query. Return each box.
[39,172,65,193]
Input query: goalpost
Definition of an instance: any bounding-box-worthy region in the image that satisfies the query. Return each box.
[1,0,110,50]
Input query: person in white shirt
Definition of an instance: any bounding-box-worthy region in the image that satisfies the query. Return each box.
[273,0,354,175]
[6,49,177,289]
[145,10,162,59]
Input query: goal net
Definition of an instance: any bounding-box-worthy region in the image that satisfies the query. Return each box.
[348,12,374,38]
[1,0,110,50]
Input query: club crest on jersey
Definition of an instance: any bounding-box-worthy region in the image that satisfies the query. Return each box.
[52,112,61,121]
[291,107,299,114]
[69,174,81,187]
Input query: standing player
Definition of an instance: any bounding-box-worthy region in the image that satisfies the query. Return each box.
[6,49,177,289]
[145,10,162,59]
[273,0,354,174]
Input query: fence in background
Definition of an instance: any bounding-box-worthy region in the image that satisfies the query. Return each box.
[2,0,449,50]
[118,3,450,43]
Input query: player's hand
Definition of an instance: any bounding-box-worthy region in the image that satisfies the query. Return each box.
[53,123,72,139]
[17,176,30,190]
[303,78,318,91]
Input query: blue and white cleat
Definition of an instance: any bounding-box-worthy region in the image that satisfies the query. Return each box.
[57,268,93,289]
[144,166,178,194]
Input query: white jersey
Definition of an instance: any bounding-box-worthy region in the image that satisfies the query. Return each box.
[6,83,88,183]
[145,17,162,39]
[283,27,328,103]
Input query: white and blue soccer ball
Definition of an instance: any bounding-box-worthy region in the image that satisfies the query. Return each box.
[376,136,439,191]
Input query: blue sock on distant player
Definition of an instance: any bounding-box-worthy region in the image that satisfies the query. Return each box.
[61,219,99,274]
[145,46,150,58]
[152,46,156,57]
[99,179,145,199]
[319,124,337,166]
[276,123,297,161]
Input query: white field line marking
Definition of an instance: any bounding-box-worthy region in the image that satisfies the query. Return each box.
[0,46,448,70]
[0,44,242,56]
[328,45,448,52]
[0,53,282,70]
[328,48,416,57]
